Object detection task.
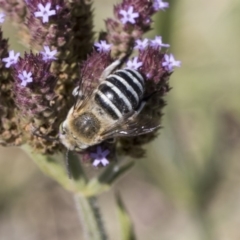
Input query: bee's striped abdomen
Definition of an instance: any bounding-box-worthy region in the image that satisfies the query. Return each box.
[94,68,145,120]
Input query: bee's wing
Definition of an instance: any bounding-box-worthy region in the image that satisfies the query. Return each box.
[100,115,160,139]
[73,69,96,111]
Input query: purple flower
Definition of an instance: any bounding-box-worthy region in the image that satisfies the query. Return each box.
[126,57,143,70]
[34,2,56,23]
[162,54,181,72]
[94,40,112,53]
[40,46,57,61]
[90,146,110,167]
[134,39,149,50]
[119,6,139,24]
[153,0,169,11]
[150,36,170,49]
[18,70,33,87]
[0,13,5,23]
[2,50,20,68]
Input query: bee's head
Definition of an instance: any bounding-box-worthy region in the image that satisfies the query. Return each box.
[59,115,95,151]
[59,119,92,151]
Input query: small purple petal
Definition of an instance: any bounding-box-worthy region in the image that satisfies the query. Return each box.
[2,50,20,68]
[90,146,110,167]
[0,13,5,23]
[153,0,169,11]
[34,3,56,23]
[119,6,139,25]
[134,39,149,50]
[162,53,181,72]
[94,40,112,53]
[126,57,143,70]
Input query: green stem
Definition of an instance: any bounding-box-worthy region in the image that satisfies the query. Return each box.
[195,210,214,240]
[21,144,87,193]
[22,144,109,239]
[75,195,108,240]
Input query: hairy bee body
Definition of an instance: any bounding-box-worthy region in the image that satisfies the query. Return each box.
[59,61,157,151]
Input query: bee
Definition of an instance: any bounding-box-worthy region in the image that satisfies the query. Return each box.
[59,57,160,151]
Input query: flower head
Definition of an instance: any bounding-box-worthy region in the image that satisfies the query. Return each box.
[40,46,57,61]
[162,53,181,72]
[80,51,113,92]
[134,39,149,50]
[150,36,170,49]
[34,3,56,23]
[13,52,57,117]
[90,146,110,167]
[94,40,112,53]
[0,13,5,23]
[126,57,142,70]
[2,50,20,68]
[153,0,169,11]
[108,0,158,57]
[119,6,139,24]
[18,70,33,87]
[12,52,60,153]
[138,46,168,83]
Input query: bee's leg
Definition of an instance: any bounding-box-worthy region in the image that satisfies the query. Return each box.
[99,59,121,82]
[31,125,58,141]
[130,91,159,119]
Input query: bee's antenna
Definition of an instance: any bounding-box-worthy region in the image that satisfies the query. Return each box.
[31,126,59,141]
[65,149,72,179]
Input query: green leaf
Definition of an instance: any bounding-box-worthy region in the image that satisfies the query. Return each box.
[98,161,134,185]
[79,161,134,197]
[116,193,136,240]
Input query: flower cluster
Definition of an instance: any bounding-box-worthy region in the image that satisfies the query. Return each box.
[0,0,181,166]
[12,52,60,153]
[104,0,156,57]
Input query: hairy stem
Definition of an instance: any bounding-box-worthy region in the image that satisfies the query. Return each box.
[75,195,108,240]
[22,144,109,239]
[21,144,87,193]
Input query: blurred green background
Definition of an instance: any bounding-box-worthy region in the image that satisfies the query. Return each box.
[1,0,240,239]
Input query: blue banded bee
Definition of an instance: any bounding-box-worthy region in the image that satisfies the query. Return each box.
[59,58,159,151]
